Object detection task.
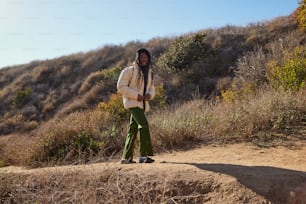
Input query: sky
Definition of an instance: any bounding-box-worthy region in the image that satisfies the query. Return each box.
[0,0,299,69]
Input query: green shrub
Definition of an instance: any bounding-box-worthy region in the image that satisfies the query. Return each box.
[157,33,211,71]
[221,83,256,103]
[101,66,121,80]
[98,92,129,122]
[11,88,32,107]
[267,47,306,92]
[296,0,306,31]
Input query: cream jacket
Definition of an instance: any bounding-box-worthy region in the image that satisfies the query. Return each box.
[117,64,155,112]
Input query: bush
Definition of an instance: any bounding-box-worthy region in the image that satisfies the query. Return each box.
[0,134,35,166]
[157,33,211,71]
[41,130,104,163]
[267,46,306,92]
[221,83,256,103]
[234,47,268,87]
[11,88,32,108]
[296,0,306,31]
[29,110,123,166]
[98,92,129,122]
[101,66,121,80]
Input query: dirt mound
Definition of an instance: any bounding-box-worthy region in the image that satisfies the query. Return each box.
[1,142,306,203]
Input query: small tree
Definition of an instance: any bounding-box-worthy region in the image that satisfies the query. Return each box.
[267,47,306,92]
[157,33,211,71]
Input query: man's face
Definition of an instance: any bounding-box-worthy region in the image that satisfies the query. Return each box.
[139,52,149,66]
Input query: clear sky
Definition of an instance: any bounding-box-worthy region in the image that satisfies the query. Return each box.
[0,0,299,68]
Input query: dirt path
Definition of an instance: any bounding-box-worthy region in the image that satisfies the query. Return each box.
[1,142,306,203]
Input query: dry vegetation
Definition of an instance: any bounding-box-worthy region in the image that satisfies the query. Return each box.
[0,164,270,204]
[0,3,306,203]
[0,11,305,167]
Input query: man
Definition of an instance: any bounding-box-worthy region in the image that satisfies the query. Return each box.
[117,48,155,164]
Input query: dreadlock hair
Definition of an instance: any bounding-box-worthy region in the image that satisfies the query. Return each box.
[135,48,152,87]
[135,48,151,66]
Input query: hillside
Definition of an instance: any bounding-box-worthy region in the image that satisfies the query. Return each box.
[0,41,172,134]
[0,15,302,136]
[0,7,305,166]
[0,4,306,203]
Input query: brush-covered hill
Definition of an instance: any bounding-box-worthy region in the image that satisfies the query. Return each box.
[0,2,305,168]
[0,4,306,203]
[0,40,171,134]
[0,14,302,136]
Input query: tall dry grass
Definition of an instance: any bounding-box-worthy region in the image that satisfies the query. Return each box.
[150,88,305,151]
[0,88,304,167]
[23,110,125,167]
[0,167,220,204]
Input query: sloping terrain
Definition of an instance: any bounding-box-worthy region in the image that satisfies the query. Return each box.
[1,142,305,203]
[0,9,305,204]
[0,15,301,136]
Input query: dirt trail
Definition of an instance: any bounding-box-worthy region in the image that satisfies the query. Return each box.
[1,142,306,203]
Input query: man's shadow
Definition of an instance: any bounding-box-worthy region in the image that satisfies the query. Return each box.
[165,162,306,203]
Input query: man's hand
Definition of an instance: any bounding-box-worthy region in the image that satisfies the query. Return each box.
[137,94,151,101]
[143,94,151,101]
[137,94,144,101]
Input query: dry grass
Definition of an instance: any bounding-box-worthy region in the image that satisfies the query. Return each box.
[0,134,34,166]
[78,71,102,94]
[0,164,265,204]
[150,88,306,151]
[27,110,124,167]
[0,13,305,167]
[0,13,305,204]
[0,169,209,203]
[0,88,304,167]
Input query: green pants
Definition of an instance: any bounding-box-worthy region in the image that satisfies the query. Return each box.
[122,107,153,160]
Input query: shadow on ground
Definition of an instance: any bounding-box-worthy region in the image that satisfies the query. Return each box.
[165,162,306,203]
